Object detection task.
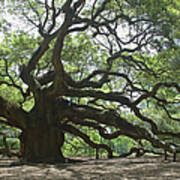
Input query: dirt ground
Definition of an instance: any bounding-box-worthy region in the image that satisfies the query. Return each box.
[0,156,180,180]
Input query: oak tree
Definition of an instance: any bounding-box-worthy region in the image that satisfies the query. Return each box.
[0,0,180,163]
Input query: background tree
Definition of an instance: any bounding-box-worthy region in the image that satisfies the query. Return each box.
[0,0,180,163]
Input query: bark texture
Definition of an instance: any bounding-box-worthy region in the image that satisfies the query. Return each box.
[20,126,65,163]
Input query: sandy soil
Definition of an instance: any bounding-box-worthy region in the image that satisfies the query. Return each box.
[0,156,180,180]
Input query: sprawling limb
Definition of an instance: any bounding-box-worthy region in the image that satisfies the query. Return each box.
[70,119,124,139]
[119,147,164,158]
[62,124,113,158]
[60,102,179,153]
[0,96,28,129]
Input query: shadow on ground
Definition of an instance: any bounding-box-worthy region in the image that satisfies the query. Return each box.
[0,156,180,180]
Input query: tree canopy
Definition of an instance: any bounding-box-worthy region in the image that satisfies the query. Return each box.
[0,0,180,163]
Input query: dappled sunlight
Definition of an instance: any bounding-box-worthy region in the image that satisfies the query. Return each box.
[0,156,180,179]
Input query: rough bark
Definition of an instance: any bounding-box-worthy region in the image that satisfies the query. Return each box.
[19,126,65,163]
[17,96,67,163]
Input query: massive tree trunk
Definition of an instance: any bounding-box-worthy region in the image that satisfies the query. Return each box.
[18,96,66,163]
[20,125,65,163]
